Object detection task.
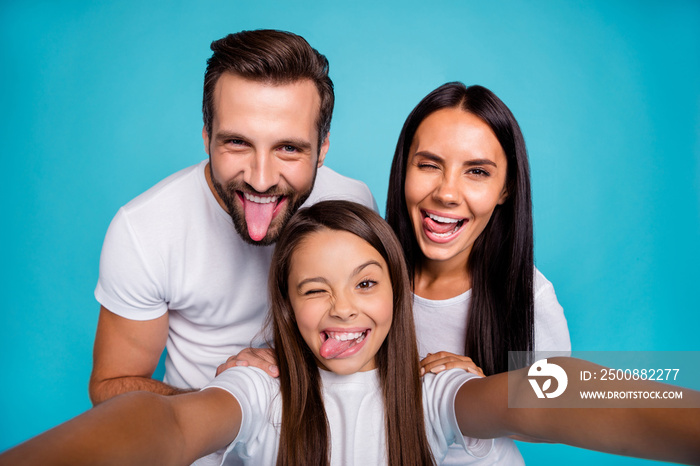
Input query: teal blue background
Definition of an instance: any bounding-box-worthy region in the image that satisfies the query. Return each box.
[2,1,699,464]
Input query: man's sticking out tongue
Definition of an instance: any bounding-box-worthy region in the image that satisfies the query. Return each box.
[320,332,364,359]
[244,198,276,241]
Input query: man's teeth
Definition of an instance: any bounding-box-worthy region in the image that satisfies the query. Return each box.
[243,192,278,204]
[326,331,366,342]
[427,212,461,223]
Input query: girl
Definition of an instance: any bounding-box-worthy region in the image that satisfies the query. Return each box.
[386,82,571,463]
[1,201,697,466]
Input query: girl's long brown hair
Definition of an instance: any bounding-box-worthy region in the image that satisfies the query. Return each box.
[268,200,435,466]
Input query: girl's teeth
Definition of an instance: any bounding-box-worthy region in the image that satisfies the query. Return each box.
[328,331,364,341]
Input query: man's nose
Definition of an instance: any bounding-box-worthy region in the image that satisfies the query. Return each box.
[246,152,280,193]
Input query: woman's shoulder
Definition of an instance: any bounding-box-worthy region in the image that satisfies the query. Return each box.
[533,267,556,296]
[531,268,571,353]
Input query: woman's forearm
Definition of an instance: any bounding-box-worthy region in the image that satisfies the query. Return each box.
[455,358,700,464]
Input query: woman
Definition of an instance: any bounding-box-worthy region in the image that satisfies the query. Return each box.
[386,82,571,463]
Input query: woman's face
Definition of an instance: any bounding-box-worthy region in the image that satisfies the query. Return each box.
[287,229,393,375]
[404,107,508,268]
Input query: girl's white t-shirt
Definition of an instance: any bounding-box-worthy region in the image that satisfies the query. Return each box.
[195,367,489,465]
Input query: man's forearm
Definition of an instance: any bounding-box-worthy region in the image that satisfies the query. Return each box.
[89,375,196,405]
[0,391,189,466]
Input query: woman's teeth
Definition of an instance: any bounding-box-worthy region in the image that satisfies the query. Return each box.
[425,212,465,237]
[426,212,460,223]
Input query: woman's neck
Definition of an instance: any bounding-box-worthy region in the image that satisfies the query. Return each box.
[414,257,470,300]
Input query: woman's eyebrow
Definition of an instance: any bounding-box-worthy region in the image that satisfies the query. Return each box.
[464,158,498,168]
[413,151,443,162]
[414,152,498,168]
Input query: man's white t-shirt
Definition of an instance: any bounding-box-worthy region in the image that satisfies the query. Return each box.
[95,160,376,389]
[195,367,490,465]
[412,268,571,465]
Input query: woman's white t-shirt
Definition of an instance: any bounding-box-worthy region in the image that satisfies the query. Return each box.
[412,268,571,465]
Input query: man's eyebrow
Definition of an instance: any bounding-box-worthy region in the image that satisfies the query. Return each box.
[214,131,247,142]
[278,138,313,152]
[353,260,382,276]
[213,133,313,153]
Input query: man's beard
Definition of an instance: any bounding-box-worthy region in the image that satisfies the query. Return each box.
[210,169,316,246]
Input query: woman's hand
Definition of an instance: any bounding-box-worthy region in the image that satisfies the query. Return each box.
[216,347,279,377]
[420,351,485,377]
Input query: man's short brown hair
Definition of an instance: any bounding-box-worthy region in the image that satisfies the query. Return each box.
[202,29,334,150]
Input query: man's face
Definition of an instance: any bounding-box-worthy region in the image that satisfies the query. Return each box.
[203,73,329,245]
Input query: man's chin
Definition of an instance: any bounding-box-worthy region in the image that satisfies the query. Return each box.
[230,205,295,246]
[227,189,312,246]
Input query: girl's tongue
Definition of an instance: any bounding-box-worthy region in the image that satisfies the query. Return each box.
[320,331,367,359]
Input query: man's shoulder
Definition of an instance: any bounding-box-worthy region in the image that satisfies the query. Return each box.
[306,165,377,210]
[121,160,208,214]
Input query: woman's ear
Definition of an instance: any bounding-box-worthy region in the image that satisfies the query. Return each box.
[497,187,508,205]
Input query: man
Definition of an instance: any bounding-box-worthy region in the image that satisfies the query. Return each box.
[89,30,376,404]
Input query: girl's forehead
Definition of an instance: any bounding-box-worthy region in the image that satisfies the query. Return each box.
[289,229,387,275]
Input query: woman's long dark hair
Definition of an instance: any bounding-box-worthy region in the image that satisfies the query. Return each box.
[268,200,435,466]
[386,82,534,375]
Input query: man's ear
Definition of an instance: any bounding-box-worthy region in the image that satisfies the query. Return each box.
[202,126,210,155]
[317,132,330,167]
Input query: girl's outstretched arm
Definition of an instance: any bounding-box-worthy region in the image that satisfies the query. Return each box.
[0,388,241,466]
[454,357,700,464]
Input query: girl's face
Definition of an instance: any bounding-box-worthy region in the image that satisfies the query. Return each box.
[288,229,393,375]
[404,107,508,268]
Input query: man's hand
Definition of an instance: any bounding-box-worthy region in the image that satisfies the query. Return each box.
[420,351,485,377]
[216,347,279,377]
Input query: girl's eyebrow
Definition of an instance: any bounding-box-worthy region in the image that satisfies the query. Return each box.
[352,260,382,276]
[296,276,329,291]
[295,260,383,291]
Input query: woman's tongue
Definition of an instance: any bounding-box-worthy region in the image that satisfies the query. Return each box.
[320,333,361,359]
[424,216,458,235]
[244,198,276,241]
